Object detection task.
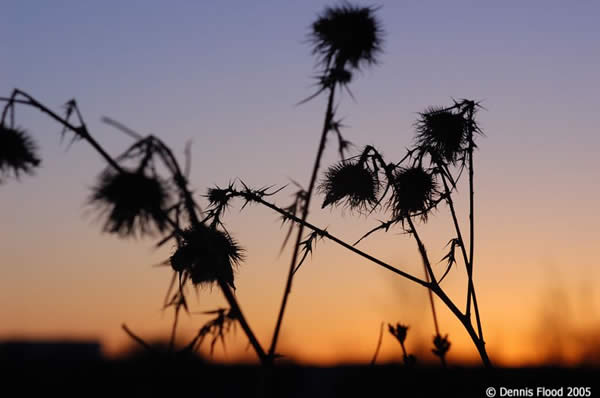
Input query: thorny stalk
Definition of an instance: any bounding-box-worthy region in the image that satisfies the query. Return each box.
[465,103,485,342]
[1,91,268,364]
[268,83,336,361]
[222,183,492,367]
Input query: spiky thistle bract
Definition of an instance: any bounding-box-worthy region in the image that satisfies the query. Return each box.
[0,125,41,182]
[170,224,244,289]
[310,3,383,71]
[90,169,171,237]
[319,160,379,211]
[390,166,436,218]
[415,107,468,164]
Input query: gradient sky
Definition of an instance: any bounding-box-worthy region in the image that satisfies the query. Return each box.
[1,1,599,366]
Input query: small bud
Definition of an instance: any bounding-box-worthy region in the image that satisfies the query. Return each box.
[388,323,409,344]
[432,334,451,358]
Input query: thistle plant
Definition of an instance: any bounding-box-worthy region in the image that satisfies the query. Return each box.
[0,89,268,364]
[203,99,491,367]
[269,2,383,362]
[1,2,493,369]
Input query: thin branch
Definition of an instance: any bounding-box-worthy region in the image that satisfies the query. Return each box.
[122,324,155,353]
[439,171,475,317]
[231,187,429,288]
[101,116,143,140]
[370,322,384,366]
[269,83,337,360]
[406,217,440,336]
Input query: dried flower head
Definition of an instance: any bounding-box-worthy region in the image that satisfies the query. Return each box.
[390,166,436,218]
[415,107,468,164]
[432,334,451,358]
[90,169,171,237]
[311,3,383,70]
[319,161,379,211]
[205,185,235,214]
[0,125,41,181]
[388,323,409,345]
[170,224,244,289]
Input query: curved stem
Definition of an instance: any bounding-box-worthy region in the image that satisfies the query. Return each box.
[467,105,484,342]
[168,306,180,353]
[239,191,428,288]
[406,217,440,337]
[4,90,268,364]
[255,188,491,367]
[152,137,202,227]
[219,280,268,363]
[268,84,336,359]
[439,172,477,320]
[5,90,124,174]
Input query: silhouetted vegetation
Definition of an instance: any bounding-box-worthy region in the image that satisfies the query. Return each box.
[0,2,497,371]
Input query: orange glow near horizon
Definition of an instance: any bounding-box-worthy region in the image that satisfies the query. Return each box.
[2,0,600,370]
[2,219,598,368]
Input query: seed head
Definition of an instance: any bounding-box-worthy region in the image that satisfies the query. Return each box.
[0,125,41,182]
[311,3,383,71]
[170,224,244,289]
[415,107,468,164]
[432,334,451,358]
[390,166,436,218]
[388,323,409,345]
[90,169,171,237]
[319,161,379,212]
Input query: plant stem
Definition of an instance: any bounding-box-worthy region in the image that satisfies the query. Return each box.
[439,172,477,318]
[239,192,428,287]
[406,217,441,339]
[467,105,484,342]
[219,279,268,364]
[168,305,180,353]
[122,324,155,353]
[370,322,384,365]
[4,90,268,364]
[242,187,494,366]
[268,84,337,359]
[428,283,492,368]
[400,341,409,363]
[4,90,124,174]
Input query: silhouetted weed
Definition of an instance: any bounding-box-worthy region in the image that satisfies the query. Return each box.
[1,3,493,373]
[0,125,40,182]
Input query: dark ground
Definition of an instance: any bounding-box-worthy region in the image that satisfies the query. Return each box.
[2,358,597,397]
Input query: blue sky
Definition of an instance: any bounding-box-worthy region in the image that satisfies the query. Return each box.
[1,1,599,364]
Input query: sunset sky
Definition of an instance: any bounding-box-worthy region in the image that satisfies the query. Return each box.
[1,1,599,366]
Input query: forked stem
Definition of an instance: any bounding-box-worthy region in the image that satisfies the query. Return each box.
[2,90,268,365]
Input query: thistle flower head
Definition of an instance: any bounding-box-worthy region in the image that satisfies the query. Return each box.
[415,106,468,164]
[0,125,41,182]
[390,166,436,218]
[311,3,383,71]
[170,224,244,289]
[90,169,171,237]
[432,334,451,358]
[206,186,233,211]
[388,323,409,345]
[319,160,379,211]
